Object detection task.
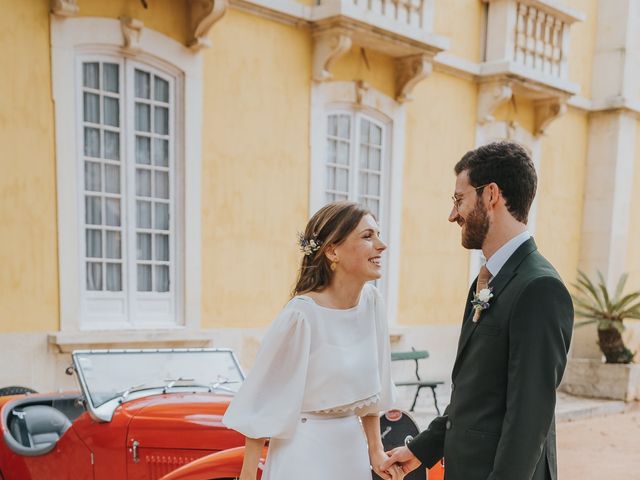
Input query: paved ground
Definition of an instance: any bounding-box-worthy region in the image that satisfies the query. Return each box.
[558,409,640,480]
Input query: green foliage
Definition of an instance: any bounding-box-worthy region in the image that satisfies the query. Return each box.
[571,271,640,332]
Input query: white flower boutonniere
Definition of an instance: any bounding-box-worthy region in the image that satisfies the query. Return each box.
[471,288,494,323]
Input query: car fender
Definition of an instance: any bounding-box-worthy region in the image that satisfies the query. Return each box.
[159,446,267,480]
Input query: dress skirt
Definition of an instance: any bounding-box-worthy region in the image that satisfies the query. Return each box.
[262,413,371,480]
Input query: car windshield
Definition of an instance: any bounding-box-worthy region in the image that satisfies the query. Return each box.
[72,349,245,413]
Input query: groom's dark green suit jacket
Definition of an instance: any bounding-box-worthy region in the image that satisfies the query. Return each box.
[408,238,573,480]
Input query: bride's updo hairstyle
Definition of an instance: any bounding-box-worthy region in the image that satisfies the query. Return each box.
[292,201,371,296]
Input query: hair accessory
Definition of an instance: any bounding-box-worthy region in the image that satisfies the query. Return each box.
[298,232,322,257]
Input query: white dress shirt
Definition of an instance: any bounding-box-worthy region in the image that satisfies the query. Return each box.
[485,230,532,280]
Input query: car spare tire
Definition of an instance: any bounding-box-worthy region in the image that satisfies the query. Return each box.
[0,386,37,397]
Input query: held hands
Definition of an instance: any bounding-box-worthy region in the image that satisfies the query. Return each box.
[380,446,421,476]
[369,448,405,480]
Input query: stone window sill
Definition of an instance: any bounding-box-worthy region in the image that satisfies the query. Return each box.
[48,330,211,353]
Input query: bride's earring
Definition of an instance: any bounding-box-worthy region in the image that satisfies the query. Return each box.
[330,260,338,272]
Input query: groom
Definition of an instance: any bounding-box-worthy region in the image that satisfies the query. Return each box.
[382,141,573,480]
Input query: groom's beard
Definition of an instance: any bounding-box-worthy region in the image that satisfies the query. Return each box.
[461,198,489,250]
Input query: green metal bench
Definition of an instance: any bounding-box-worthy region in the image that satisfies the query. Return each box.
[391,348,444,414]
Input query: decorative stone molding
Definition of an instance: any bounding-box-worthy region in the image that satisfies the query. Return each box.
[188,0,229,51]
[478,79,569,134]
[395,54,434,103]
[51,0,78,16]
[120,17,144,52]
[477,81,513,124]
[312,31,352,82]
[534,97,567,134]
[354,80,370,105]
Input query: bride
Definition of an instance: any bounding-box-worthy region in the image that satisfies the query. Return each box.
[222,201,402,480]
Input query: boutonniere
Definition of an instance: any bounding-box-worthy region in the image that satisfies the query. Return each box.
[471,288,493,323]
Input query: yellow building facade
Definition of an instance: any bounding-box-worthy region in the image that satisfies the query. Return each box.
[1,0,639,390]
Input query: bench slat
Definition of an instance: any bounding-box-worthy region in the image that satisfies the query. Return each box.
[391,350,428,361]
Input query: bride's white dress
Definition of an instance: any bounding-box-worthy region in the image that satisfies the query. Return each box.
[222,283,396,480]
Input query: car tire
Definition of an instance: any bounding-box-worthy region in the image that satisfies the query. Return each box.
[0,386,37,397]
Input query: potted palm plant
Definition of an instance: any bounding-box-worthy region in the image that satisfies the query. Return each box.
[561,271,640,401]
[572,271,640,363]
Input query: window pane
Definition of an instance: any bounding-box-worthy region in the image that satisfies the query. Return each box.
[361,119,370,143]
[155,203,169,230]
[105,231,121,259]
[85,196,102,225]
[368,173,381,196]
[155,265,170,292]
[359,145,369,169]
[83,63,99,89]
[104,131,120,161]
[326,167,335,191]
[328,115,337,136]
[337,115,350,138]
[136,136,151,165]
[105,198,121,226]
[106,263,122,291]
[84,128,100,158]
[135,103,150,132]
[336,168,348,192]
[104,164,120,194]
[154,106,169,135]
[135,69,150,99]
[327,139,337,164]
[103,63,119,93]
[103,97,119,127]
[337,141,349,165]
[334,193,349,201]
[137,264,152,292]
[136,169,152,197]
[370,123,382,145]
[154,76,169,102]
[153,138,169,167]
[86,262,102,291]
[137,200,152,228]
[370,147,381,171]
[137,233,152,260]
[359,172,367,195]
[155,234,169,261]
[86,229,102,258]
[365,197,379,217]
[83,92,100,123]
[84,161,101,192]
[155,171,169,199]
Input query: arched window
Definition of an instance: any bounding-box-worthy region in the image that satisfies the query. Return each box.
[310,82,406,322]
[52,17,202,332]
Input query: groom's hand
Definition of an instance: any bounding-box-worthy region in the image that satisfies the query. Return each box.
[381,446,421,475]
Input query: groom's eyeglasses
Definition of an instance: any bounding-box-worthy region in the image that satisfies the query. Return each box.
[451,183,490,211]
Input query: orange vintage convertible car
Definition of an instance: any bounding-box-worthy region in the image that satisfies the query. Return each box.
[0,348,443,480]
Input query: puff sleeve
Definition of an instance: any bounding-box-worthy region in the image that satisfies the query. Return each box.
[355,285,397,415]
[222,308,311,439]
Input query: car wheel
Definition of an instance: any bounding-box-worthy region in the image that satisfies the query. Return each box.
[0,386,37,397]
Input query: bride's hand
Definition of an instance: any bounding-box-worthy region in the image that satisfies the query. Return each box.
[369,448,404,480]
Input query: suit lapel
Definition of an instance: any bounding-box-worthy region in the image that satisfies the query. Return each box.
[451,238,539,379]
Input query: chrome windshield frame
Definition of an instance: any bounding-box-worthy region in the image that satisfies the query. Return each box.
[71,348,245,422]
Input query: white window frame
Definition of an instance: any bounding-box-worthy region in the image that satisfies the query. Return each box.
[468,121,541,284]
[52,17,202,332]
[324,110,390,221]
[310,82,406,324]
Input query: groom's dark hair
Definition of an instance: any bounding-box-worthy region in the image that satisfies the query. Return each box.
[455,141,537,224]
